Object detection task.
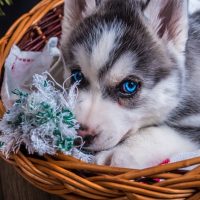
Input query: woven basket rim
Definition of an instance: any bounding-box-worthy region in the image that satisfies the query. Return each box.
[0,0,63,75]
[1,0,200,199]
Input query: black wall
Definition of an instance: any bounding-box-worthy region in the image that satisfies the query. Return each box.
[0,0,40,37]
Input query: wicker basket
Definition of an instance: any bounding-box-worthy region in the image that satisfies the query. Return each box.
[1,0,200,199]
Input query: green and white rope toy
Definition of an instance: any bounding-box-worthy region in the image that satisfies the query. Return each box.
[0,73,94,163]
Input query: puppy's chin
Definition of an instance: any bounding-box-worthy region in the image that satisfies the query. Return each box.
[83,129,132,152]
[84,143,117,153]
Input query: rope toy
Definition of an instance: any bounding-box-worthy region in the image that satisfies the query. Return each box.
[0,72,94,163]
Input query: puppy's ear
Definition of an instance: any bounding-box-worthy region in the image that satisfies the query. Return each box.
[61,0,99,42]
[144,0,188,53]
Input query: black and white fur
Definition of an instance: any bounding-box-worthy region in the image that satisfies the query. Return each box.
[60,0,200,168]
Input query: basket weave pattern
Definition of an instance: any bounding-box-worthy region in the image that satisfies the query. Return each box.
[1,0,200,199]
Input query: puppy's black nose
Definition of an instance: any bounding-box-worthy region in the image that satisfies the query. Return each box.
[77,124,96,147]
[78,124,94,137]
[79,124,88,131]
[83,135,96,147]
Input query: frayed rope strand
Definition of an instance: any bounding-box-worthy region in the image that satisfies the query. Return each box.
[0,73,95,163]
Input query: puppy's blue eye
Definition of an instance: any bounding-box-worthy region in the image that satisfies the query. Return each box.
[71,70,83,83]
[121,80,138,94]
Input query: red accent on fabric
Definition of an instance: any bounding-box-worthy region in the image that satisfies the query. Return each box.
[160,159,170,165]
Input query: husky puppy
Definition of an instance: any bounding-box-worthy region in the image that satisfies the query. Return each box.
[60,0,200,169]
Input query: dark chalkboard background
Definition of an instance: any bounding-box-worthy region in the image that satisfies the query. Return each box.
[0,0,40,37]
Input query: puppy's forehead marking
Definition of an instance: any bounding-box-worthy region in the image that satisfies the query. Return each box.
[73,45,90,70]
[73,21,125,87]
[73,45,98,85]
[106,52,138,84]
[90,22,124,71]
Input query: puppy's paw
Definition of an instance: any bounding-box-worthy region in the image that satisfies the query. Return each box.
[95,149,114,166]
[95,147,141,169]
